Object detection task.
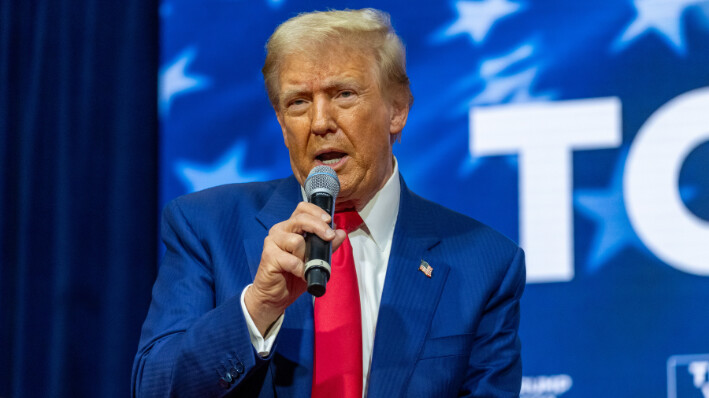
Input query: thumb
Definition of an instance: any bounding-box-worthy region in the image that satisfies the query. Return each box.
[331,229,347,252]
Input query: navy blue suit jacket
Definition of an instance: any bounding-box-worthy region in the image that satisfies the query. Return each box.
[132,175,525,397]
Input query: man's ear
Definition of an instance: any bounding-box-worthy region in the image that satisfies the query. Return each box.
[389,99,410,138]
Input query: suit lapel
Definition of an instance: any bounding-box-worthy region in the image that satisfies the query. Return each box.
[242,177,315,397]
[367,178,450,398]
[244,177,302,280]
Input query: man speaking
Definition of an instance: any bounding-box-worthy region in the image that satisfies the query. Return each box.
[132,8,525,398]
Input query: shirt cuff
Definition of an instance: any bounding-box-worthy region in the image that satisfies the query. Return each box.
[240,284,284,357]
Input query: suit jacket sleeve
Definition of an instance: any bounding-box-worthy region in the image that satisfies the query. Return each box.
[131,199,271,397]
[462,247,525,397]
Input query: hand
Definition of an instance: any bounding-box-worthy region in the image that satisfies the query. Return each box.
[244,202,347,335]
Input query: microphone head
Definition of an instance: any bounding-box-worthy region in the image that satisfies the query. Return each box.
[305,165,340,199]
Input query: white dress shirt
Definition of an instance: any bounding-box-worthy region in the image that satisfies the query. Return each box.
[240,159,401,395]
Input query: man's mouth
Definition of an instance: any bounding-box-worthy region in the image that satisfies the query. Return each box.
[315,151,347,166]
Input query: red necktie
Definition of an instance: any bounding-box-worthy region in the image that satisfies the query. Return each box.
[312,210,364,398]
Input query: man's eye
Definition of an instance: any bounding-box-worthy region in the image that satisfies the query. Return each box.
[339,91,354,98]
[289,99,307,107]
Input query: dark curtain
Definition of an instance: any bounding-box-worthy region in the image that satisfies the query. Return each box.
[0,1,158,397]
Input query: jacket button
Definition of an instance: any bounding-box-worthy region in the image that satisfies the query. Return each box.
[235,362,245,374]
[218,378,230,389]
[223,372,233,383]
[228,368,240,380]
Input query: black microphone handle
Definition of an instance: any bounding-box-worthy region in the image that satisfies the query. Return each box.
[304,235,330,297]
[305,192,334,297]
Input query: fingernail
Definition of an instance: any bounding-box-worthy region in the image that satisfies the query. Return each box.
[326,229,335,238]
[321,213,330,222]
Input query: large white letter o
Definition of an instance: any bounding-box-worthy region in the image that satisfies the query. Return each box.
[624,87,709,276]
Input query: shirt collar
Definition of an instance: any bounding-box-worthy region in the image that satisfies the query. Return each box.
[357,158,400,252]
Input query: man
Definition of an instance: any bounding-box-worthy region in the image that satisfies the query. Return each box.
[132,8,525,398]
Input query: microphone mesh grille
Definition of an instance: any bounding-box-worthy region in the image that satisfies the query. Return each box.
[305,165,340,199]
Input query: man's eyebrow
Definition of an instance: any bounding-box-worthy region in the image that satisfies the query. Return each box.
[322,78,361,91]
[281,87,308,99]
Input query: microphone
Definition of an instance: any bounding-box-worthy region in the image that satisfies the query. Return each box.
[304,165,340,297]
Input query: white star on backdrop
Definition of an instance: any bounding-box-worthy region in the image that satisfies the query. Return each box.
[471,43,554,106]
[439,0,522,44]
[614,0,705,54]
[177,141,268,193]
[479,43,533,76]
[473,68,537,104]
[159,47,211,116]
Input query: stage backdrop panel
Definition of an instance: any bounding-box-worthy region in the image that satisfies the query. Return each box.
[159,1,709,397]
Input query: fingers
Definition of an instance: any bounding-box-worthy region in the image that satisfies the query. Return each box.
[331,229,347,252]
[272,202,336,242]
[249,201,339,324]
[294,201,332,222]
[262,202,336,278]
[268,229,306,260]
[277,251,305,279]
[261,235,305,279]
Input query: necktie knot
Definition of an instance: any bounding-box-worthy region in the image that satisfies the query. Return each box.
[335,210,364,234]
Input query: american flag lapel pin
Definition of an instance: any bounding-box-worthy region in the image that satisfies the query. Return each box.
[418,260,433,278]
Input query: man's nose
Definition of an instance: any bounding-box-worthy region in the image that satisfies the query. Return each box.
[310,95,336,135]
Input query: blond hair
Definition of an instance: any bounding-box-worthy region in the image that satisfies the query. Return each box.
[262,8,413,109]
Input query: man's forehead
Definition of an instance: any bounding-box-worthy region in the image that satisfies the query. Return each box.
[281,45,375,71]
[278,51,378,89]
[280,74,366,91]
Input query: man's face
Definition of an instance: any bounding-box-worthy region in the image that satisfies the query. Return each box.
[275,44,408,210]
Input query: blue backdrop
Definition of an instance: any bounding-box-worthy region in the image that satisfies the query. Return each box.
[1,0,158,397]
[159,1,709,397]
